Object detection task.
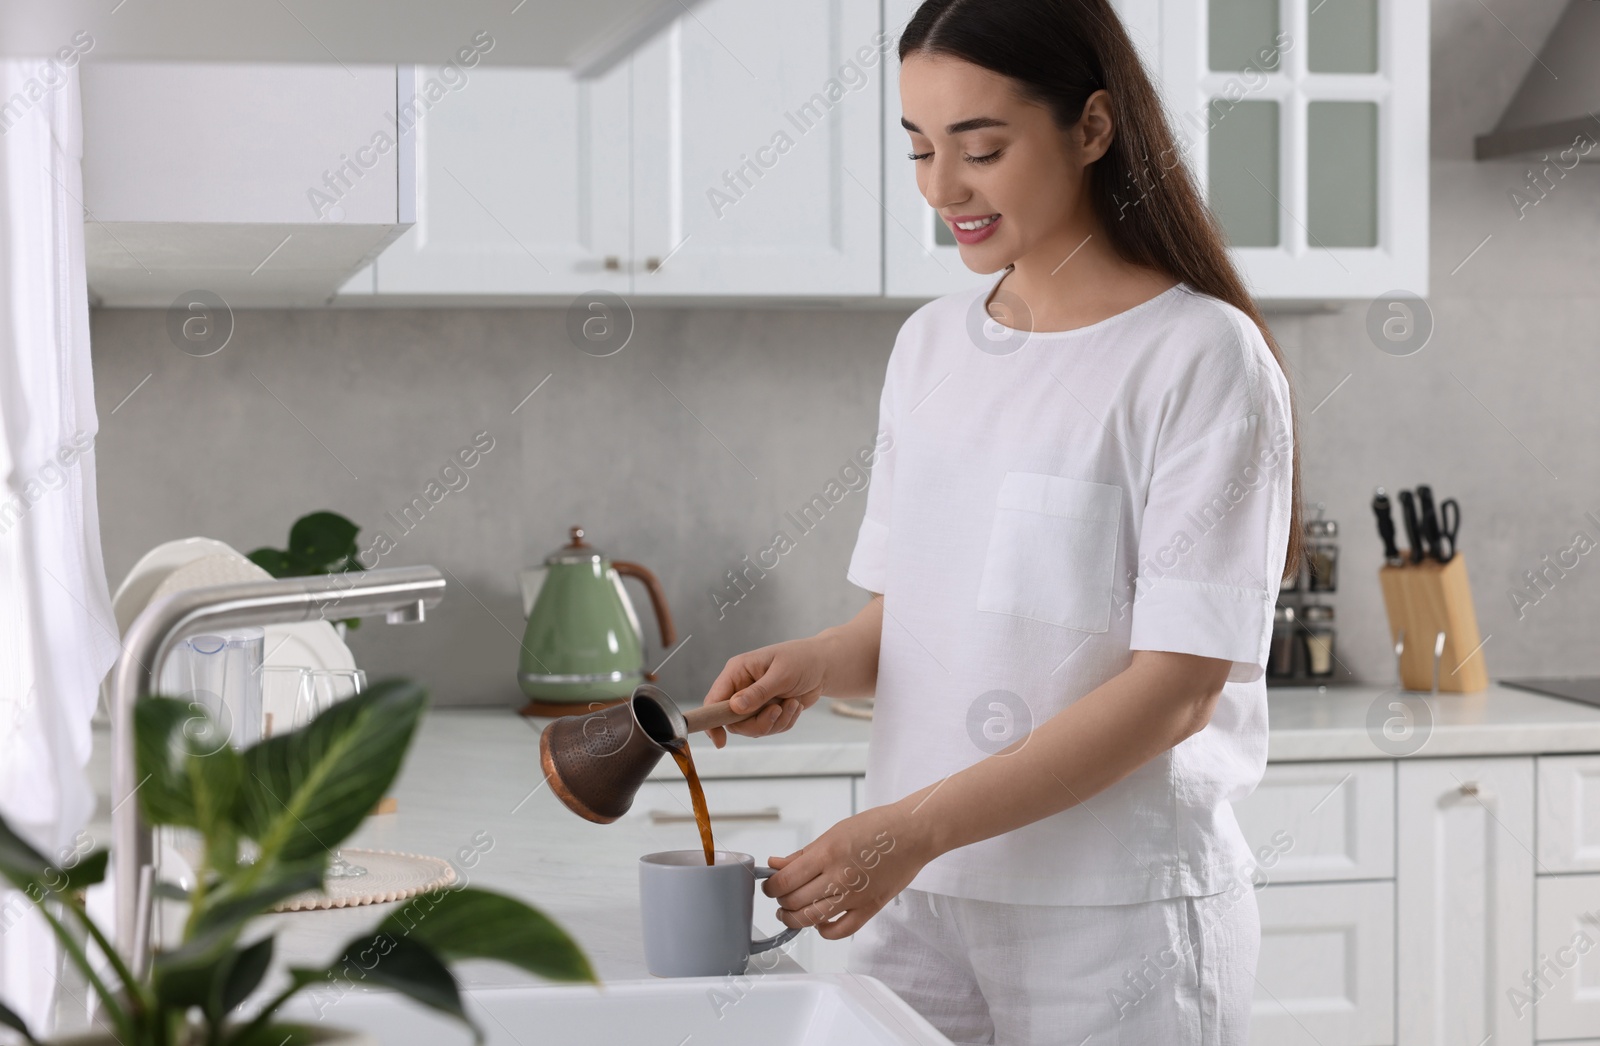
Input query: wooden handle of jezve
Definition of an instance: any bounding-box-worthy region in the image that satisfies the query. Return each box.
[680,698,783,735]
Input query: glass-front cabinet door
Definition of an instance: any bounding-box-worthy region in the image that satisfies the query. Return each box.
[883,0,1428,302]
[1161,0,1428,299]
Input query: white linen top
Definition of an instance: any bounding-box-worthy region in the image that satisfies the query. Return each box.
[846,269,1294,905]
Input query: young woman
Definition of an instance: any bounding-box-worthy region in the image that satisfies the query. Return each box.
[699,1,1302,1042]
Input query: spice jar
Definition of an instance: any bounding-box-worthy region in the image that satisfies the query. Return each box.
[1300,604,1336,678]
[1269,604,1298,679]
[1307,518,1339,593]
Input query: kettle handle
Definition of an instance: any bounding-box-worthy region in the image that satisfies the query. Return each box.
[611,561,677,678]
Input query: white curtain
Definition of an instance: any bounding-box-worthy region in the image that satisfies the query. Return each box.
[0,57,119,1038]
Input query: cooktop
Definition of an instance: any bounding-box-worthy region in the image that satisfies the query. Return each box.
[1500,676,1600,710]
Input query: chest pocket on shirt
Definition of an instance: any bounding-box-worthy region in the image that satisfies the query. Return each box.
[975,471,1122,632]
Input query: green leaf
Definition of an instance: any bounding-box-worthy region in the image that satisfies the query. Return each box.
[59,849,108,892]
[134,696,242,833]
[0,996,38,1045]
[157,870,316,1023]
[235,679,426,864]
[154,863,320,1014]
[191,860,323,939]
[0,815,107,898]
[287,512,360,571]
[372,887,596,984]
[292,937,477,1042]
[245,548,295,578]
[217,936,275,1015]
[0,815,51,894]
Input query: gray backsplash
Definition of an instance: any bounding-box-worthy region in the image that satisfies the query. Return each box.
[91,303,910,706]
[89,0,1600,703]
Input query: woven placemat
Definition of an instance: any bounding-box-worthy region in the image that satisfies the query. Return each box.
[828,697,874,720]
[271,849,458,912]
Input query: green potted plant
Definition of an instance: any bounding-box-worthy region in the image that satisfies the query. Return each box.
[0,679,595,1045]
[247,512,367,633]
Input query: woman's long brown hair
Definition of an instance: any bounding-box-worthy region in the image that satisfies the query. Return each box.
[901,0,1307,582]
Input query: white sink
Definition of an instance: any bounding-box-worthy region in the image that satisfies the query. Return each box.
[280,973,953,1045]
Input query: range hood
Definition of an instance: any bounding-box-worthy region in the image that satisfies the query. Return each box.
[0,0,692,78]
[80,62,417,308]
[1475,0,1600,160]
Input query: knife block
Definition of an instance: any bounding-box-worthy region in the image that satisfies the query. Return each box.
[1377,555,1488,693]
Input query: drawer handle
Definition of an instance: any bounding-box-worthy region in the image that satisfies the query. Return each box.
[1458,781,1495,801]
[603,255,621,271]
[648,807,780,825]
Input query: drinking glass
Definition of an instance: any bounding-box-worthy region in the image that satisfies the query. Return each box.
[260,665,314,740]
[311,668,367,711]
[310,668,369,879]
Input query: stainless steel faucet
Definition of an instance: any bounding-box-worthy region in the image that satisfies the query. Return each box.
[108,565,446,975]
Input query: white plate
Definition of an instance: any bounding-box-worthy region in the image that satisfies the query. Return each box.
[149,551,272,601]
[111,536,240,636]
[102,538,359,728]
[262,620,357,673]
[141,553,357,673]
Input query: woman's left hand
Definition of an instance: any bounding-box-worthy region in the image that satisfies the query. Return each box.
[763,801,932,940]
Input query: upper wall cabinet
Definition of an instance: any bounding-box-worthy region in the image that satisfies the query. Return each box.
[82,62,415,307]
[1161,0,1429,299]
[358,0,883,300]
[361,63,631,297]
[628,0,883,297]
[881,0,1428,302]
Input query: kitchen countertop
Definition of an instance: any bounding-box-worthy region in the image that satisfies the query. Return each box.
[1264,682,1600,760]
[541,683,1600,774]
[81,681,1600,994]
[84,709,810,990]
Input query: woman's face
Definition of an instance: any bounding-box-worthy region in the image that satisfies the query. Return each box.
[898,52,1112,274]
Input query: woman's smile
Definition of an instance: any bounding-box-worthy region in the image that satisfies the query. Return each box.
[947,212,1002,244]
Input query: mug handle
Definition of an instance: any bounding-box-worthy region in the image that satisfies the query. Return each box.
[750,866,803,954]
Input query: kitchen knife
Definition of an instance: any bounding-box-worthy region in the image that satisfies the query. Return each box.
[1416,485,1442,562]
[1371,488,1404,565]
[1435,497,1460,563]
[1397,489,1424,564]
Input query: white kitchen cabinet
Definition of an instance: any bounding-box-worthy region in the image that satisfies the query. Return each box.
[368,64,631,297]
[1538,755,1600,873]
[1159,0,1429,299]
[1251,880,1394,1046]
[365,0,881,300]
[623,775,856,974]
[81,62,415,307]
[1233,760,1393,883]
[627,0,884,296]
[1533,875,1600,1041]
[882,0,1428,301]
[1397,757,1535,1046]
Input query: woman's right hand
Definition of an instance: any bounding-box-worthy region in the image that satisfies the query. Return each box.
[700,637,832,748]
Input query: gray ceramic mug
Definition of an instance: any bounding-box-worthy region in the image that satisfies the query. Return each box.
[639,850,803,977]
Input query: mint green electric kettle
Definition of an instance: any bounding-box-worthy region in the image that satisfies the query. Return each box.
[516,525,677,717]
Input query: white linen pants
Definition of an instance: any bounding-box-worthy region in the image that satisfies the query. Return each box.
[846,886,1260,1045]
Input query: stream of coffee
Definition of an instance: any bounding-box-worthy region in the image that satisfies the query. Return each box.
[667,740,715,865]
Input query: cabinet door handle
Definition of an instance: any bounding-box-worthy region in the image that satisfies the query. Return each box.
[603,255,621,271]
[1458,781,1494,801]
[648,807,780,825]
[644,256,661,273]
